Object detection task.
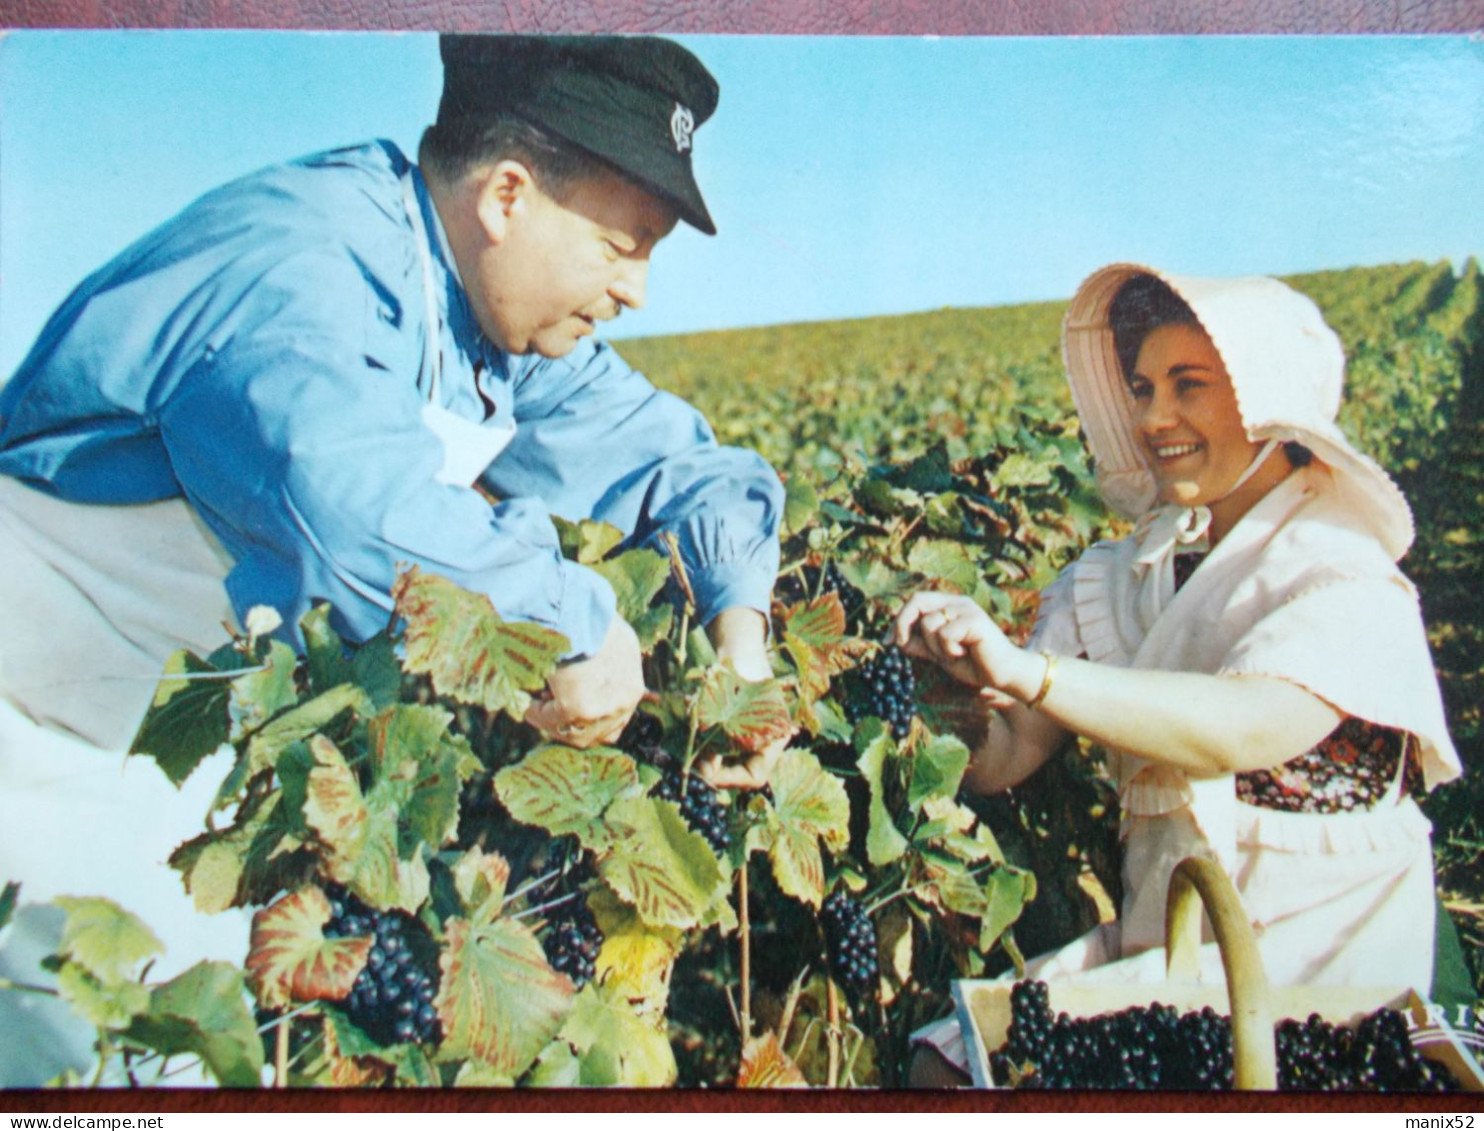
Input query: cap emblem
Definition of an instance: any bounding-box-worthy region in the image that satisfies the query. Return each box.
[670,103,695,153]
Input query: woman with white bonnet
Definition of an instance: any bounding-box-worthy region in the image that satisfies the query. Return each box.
[899,263,1462,1084]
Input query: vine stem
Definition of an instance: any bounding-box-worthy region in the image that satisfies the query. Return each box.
[825,976,841,1087]
[511,888,581,923]
[274,1017,289,1088]
[738,861,752,1041]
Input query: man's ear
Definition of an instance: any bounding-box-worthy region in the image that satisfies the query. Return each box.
[473,159,536,245]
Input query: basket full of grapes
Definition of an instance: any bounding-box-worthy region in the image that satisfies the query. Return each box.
[952,856,1484,1092]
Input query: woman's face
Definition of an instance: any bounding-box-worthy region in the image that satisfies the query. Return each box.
[1126,322,1264,507]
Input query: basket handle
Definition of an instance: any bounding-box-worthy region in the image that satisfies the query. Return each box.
[1164,855,1277,1090]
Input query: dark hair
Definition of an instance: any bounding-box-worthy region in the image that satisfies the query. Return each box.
[1108,274,1200,383]
[417,114,616,201]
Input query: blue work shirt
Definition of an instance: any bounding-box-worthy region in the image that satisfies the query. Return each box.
[0,141,783,659]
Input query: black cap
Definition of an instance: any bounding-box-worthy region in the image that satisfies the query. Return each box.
[438,34,719,235]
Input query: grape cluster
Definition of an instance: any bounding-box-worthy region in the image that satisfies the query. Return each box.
[989,981,1459,1092]
[655,769,731,856]
[541,892,604,989]
[1276,1009,1456,1092]
[845,644,917,739]
[323,886,441,1047]
[821,890,878,1003]
[775,562,866,630]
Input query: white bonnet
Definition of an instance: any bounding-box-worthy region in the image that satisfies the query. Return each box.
[1061,263,1415,560]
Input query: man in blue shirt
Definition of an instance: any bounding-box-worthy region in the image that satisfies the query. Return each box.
[0,35,783,784]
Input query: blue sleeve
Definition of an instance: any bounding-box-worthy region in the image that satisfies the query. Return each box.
[156,248,618,657]
[491,340,784,629]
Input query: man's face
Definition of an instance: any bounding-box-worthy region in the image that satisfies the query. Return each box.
[477,166,679,358]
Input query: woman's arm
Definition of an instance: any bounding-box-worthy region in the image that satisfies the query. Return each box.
[896,592,1342,782]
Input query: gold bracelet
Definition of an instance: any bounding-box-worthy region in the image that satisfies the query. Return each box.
[1026,651,1057,710]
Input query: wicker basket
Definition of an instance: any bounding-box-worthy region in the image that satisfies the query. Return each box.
[953,854,1484,1091]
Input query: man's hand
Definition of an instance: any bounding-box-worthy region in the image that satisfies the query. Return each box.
[524,614,645,748]
[695,607,791,790]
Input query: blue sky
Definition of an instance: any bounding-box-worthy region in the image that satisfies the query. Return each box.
[1,31,1481,377]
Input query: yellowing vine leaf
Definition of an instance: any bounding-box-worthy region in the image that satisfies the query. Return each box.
[450,848,511,926]
[434,915,572,1077]
[245,887,371,1010]
[391,566,567,719]
[749,750,850,908]
[302,734,428,912]
[856,721,909,867]
[738,1031,808,1088]
[53,896,163,986]
[598,797,727,930]
[693,666,795,756]
[588,884,682,1009]
[559,981,677,1086]
[494,745,639,853]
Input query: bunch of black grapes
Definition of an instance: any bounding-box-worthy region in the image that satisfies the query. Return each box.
[618,712,731,857]
[654,770,731,856]
[821,889,879,1004]
[540,885,604,989]
[845,644,917,740]
[990,981,1458,1091]
[322,885,441,1047]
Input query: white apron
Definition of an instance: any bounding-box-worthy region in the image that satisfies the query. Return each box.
[0,167,513,1083]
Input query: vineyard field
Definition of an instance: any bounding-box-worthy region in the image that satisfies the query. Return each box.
[621,257,1484,1001]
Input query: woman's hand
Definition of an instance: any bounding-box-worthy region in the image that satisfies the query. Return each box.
[894,592,1041,709]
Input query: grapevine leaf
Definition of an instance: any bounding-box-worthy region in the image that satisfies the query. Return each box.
[589,547,671,632]
[294,733,429,912]
[855,721,909,867]
[588,883,682,1008]
[129,649,239,787]
[170,784,304,913]
[392,566,567,719]
[301,602,352,695]
[52,896,162,986]
[301,734,368,874]
[782,474,818,535]
[780,594,865,709]
[878,903,915,1003]
[55,964,152,1030]
[244,887,371,1010]
[450,848,510,927]
[836,559,914,605]
[859,476,924,519]
[936,819,1008,865]
[906,538,980,592]
[559,981,677,1087]
[552,515,626,565]
[979,865,1037,953]
[819,499,875,528]
[351,631,404,710]
[494,745,639,853]
[906,732,971,811]
[892,441,956,493]
[994,451,1056,488]
[598,797,726,930]
[738,1031,809,1088]
[435,915,573,1077]
[365,705,466,851]
[693,666,795,756]
[523,1038,582,1087]
[123,962,264,1087]
[754,750,850,908]
[244,683,372,778]
[228,639,299,741]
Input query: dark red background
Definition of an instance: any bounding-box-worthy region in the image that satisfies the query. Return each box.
[3,0,1482,1113]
